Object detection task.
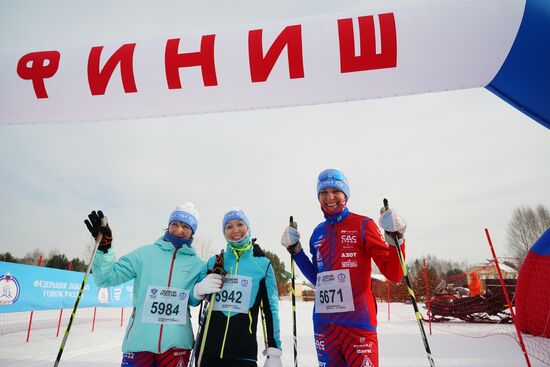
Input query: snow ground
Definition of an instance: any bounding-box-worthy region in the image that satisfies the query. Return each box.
[1,300,546,367]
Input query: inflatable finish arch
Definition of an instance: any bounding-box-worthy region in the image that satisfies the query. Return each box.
[0,0,548,128]
[515,228,550,337]
[486,0,549,129]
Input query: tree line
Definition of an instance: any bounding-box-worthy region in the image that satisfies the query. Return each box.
[0,248,88,271]
[2,204,547,297]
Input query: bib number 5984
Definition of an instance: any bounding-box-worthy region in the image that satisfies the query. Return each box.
[150,301,180,316]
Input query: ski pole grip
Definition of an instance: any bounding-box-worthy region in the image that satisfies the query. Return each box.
[289,216,297,229]
[95,216,108,244]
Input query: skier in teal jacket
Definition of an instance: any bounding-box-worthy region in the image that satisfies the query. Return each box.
[193,207,282,367]
[87,203,218,367]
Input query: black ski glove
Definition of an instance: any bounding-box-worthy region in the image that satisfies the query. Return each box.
[252,238,266,257]
[84,210,113,253]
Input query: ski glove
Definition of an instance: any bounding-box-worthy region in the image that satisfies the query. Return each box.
[193,273,223,300]
[252,238,266,257]
[84,210,113,253]
[263,347,283,367]
[378,208,406,247]
[281,226,302,255]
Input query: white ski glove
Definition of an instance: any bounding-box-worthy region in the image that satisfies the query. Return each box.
[263,347,283,367]
[379,208,407,246]
[281,226,302,254]
[193,273,223,300]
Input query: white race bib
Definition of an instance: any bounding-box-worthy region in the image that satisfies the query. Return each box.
[315,269,355,313]
[141,286,189,324]
[212,275,253,314]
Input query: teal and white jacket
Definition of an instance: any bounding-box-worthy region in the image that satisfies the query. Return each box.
[195,243,281,361]
[92,237,205,353]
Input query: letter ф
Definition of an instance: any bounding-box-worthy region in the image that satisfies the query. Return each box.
[17,51,61,99]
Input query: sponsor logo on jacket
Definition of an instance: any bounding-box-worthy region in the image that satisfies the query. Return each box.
[342,260,358,268]
[340,229,358,245]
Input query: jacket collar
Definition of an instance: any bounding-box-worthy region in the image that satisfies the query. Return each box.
[324,207,350,225]
[226,243,253,260]
[154,237,197,256]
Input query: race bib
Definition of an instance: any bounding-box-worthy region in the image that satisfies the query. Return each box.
[212,275,253,314]
[315,269,355,313]
[141,286,189,324]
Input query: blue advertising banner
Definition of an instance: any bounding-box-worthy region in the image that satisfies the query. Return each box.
[0,261,133,313]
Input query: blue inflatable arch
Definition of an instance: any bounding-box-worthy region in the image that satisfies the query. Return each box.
[487,0,549,129]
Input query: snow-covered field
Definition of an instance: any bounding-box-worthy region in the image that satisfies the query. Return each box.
[1,300,546,367]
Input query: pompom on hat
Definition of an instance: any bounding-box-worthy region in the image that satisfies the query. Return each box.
[168,202,199,234]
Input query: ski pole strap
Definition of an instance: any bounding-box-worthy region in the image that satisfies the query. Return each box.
[208,250,227,276]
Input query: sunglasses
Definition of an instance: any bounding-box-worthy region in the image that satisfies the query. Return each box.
[318,169,346,182]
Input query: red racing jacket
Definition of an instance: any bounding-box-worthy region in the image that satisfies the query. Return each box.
[294,208,405,331]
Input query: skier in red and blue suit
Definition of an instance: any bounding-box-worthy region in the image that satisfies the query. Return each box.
[281,168,407,367]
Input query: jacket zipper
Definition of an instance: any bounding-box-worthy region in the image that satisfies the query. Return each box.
[158,249,178,353]
[125,307,137,340]
[219,252,240,358]
[330,222,335,324]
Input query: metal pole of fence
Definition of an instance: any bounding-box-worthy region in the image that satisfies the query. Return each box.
[423,259,432,335]
[387,283,390,321]
[26,311,34,343]
[56,309,64,337]
[484,228,531,367]
[92,307,97,332]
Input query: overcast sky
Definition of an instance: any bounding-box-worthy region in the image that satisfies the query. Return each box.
[1,0,548,273]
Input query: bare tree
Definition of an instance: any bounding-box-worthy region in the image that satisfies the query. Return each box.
[193,235,217,260]
[506,205,550,259]
[20,248,45,265]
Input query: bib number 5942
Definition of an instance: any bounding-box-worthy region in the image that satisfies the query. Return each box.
[215,290,242,304]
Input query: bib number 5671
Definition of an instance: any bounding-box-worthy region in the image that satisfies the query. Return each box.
[318,289,343,304]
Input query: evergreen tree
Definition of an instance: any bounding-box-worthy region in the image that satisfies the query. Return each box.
[70,257,87,271]
[264,250,290,296]
[0,252,18,263]
[46,253,70,269]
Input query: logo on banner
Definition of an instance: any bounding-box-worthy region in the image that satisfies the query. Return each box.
[126,284,134,297]
[0,273,20,305]
[113,287,122,301]
[97,287,110,304]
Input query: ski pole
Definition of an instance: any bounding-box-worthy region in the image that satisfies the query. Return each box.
[383,199,435,367]
[196,293,215,367]
[289,216,298,367]
[189,299,208,367]
[260,301,268,349]
[196,250,226,367]
[53,216,107,367]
